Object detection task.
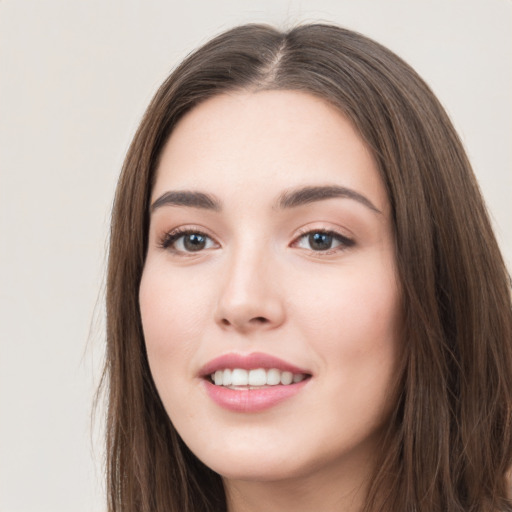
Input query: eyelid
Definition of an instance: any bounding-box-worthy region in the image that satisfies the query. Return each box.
[155,223,354,256]
[290,226,355,255]
[158,225,221,254]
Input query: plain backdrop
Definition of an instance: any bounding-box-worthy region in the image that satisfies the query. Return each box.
[0,1,510,511]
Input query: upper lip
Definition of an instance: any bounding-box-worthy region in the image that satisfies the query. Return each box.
[199,352,311,377]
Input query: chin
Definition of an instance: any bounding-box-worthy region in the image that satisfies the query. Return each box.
[205,454,307,483]
[178,428,307,482]
[180,425,372,486]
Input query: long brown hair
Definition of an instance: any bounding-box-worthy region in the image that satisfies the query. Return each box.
[104,23,512,511]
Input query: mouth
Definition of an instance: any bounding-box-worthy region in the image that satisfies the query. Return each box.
[199,352,312,412]
[208,368,309,389]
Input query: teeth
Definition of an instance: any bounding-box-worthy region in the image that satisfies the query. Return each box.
[223,368,232,386]
[281,371,293,385]
[292,373,304,383]
[231,369,248,386]
[249,368,266,386]
[210,368,307,387]
[267,368,281,385]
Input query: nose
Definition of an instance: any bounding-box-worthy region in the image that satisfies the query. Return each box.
[214,249,286,333]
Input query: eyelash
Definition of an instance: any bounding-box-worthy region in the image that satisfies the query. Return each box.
[158,228,355,256]
[158,227,216,254]
[292,228,355,255]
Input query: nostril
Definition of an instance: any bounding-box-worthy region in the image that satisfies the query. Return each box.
[218,313,276,330]
[252,316,268,324]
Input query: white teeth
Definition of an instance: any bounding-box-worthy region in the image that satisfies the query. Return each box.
[293,373,305,383]
[280,371,293,385]
[231,369,248,386]
[210,368,307,387]
[223,368,232,386]
[266,368,281,386]
[249,368,267,386]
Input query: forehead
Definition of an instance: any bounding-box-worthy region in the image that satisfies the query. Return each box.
[153,90,388,213]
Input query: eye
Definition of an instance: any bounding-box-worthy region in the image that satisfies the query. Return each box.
[160,229,218,254]
[293,230,354,253]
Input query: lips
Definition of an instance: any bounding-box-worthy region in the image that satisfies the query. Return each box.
[199,352,312,412]
[200,352,310,376]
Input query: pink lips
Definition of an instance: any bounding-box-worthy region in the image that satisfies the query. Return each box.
[199,352,311,413]
[200,352,309,376]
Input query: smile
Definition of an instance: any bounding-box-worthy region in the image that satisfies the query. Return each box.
[210,368,307,388]
[200,352,312,412]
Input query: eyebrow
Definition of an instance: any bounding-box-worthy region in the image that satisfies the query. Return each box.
[151,190,221,212]
[276,185,381,213]
[150,185,381,214]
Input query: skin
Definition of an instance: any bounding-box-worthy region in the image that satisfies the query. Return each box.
[139,90,402,512]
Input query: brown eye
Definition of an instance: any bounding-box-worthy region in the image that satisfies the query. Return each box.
[294,230,355,252]
[308,232,335,251]
[162,230,217,253]
[183,233,207,251]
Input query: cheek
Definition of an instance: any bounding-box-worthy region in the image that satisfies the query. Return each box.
[296,261,399,333]
[292,259,402,383]
[311,272,401,437]
[138,265,213,426]
[139,265,209,373]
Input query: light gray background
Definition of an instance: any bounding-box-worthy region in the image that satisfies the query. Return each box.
[1,1,510,511]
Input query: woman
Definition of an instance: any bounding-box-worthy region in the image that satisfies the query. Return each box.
[104,24,512,511]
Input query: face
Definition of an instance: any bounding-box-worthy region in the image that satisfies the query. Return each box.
[139,90,402,487]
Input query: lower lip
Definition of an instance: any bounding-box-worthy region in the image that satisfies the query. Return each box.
[202,379,309,412]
